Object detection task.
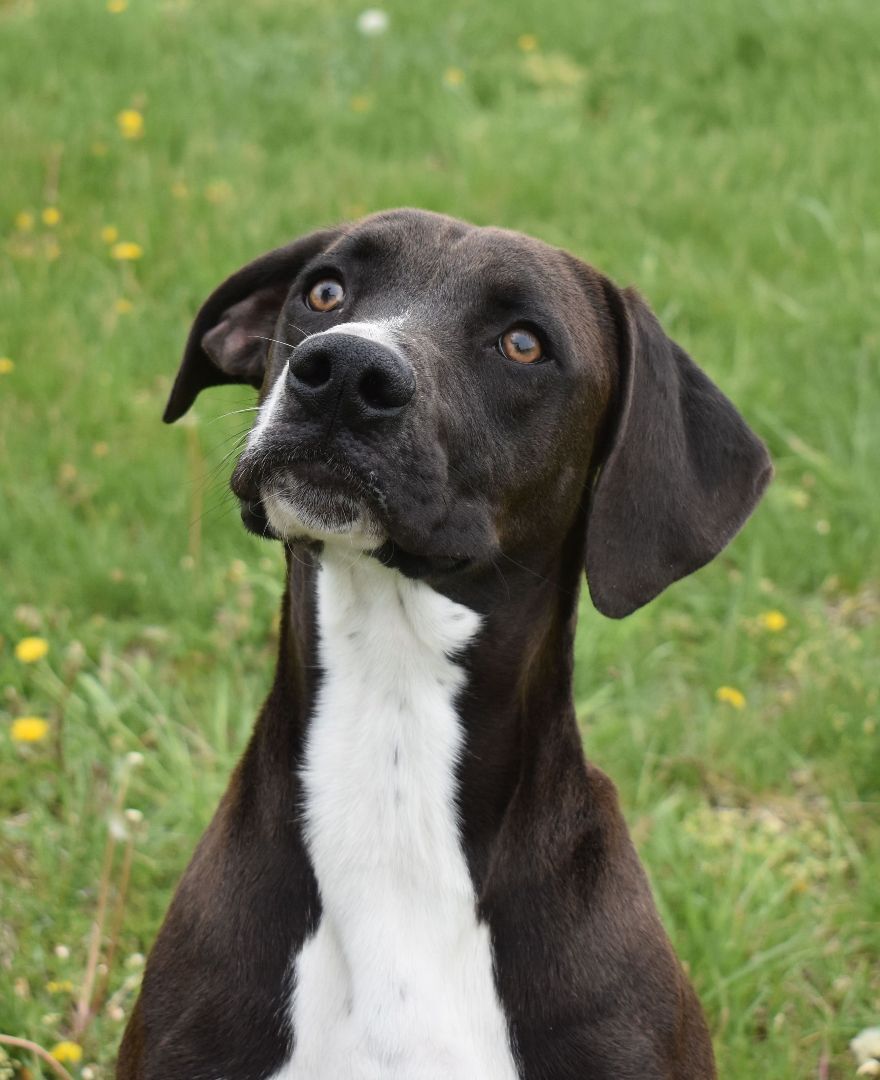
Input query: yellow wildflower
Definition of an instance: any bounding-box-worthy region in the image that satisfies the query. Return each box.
[15,210,35,232]
[11,717,50,743]
[15,636,49,662]
[117,108,144,139]
[443,67,464,88]
[115,297,134,314]
[101,224,120,244]
[350,94,373,113]
[50,1042,83,1064]
[111,241,143,261]
[42,207,62,227]
[107,0,128,10]
[517,33,539,52]
[758,610,787,632]
[715,686,746,710]
[0,357,14,375]
[204,179,233,205]
[47,979,75,993]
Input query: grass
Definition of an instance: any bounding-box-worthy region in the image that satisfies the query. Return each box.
[1,0,878,1074]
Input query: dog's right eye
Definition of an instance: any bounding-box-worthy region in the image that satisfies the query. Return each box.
[306,279,345,312]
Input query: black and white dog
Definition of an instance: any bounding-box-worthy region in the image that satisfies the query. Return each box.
[119,209,770,1079]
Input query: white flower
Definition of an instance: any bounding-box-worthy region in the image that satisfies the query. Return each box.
[852,1029,880,1066]
[357,8,389,36]
[109,812,128,841]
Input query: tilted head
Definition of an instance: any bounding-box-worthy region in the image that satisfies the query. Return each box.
[166,209,771,617]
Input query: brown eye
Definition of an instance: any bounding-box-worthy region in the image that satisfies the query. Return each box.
[499,327,543,364]
[306,278,345,312]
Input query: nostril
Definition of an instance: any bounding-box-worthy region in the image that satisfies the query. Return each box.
[358,369,392,410]
[290,350,331,389]
[358,365,414,413]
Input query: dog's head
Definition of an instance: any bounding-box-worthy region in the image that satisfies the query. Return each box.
[165,209,771,617]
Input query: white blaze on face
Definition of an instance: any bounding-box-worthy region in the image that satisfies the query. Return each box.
[267,553,520,1080]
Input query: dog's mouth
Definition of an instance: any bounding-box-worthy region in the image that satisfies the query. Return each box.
[232,448,383,546]
[230,445,475,580]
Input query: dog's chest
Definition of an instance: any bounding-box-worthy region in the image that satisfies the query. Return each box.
[268,556,519,1080]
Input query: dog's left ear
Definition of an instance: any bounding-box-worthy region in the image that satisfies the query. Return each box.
[163,226,341,423]
[585,282,772,618]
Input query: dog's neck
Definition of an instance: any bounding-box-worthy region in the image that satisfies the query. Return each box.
[257,522,586,887]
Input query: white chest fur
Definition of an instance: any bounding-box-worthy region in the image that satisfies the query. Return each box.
[268,554,519,1080]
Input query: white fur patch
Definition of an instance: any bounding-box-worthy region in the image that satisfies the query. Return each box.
[267,553,519,1080]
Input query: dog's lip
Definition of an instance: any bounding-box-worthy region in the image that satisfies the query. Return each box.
[238,496,279,539]
[231,444,376,505]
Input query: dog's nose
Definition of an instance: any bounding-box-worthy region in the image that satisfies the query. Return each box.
[286,333,415,431]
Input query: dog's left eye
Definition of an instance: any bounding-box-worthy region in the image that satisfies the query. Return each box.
[306,279,345,312]
[498,327,543,365]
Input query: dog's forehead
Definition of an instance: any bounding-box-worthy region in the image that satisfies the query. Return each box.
[328,209,581,300]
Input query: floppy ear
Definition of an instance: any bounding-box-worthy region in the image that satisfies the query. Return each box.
[585,283,772,618]
[163,227,341,423]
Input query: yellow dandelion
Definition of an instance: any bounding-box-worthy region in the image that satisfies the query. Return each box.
[115,297,134,314]
[715,685,746,710]
[517,33,539,52]
[0,357,14,375]
[15,636,49,663]
[11,717,50,743]
[101,224,120,244]
[50,1042,83,1064]
[350,94,373,113]
[204,179,233,205]
[107,0,128,10]
[15,210,35,232]
[111,241,143,261]
[47,979,75,993]
[42,207,62,227]
[117,108,144,139]
[443,66,465,88]
[758,610,787,632]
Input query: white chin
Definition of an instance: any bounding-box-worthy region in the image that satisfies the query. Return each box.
[262,486,385,551]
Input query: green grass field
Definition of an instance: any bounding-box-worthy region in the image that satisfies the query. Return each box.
[1,0,878,1075]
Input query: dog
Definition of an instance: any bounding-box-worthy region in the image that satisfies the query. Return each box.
[118,209,771,1079]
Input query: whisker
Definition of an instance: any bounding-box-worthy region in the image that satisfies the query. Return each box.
[205,407,261,425]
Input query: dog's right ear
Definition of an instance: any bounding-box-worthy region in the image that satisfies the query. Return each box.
[163,227,341,423]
